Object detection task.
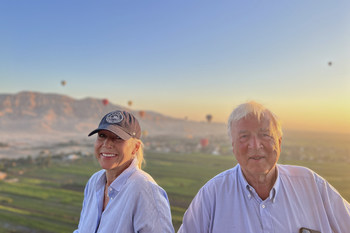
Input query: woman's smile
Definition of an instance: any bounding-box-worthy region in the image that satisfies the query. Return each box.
[100,153,118,158]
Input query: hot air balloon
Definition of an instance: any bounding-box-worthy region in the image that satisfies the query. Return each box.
[102,99,109,106]
[61,80,66,86]
[200,138,209,148]
[206,114,213,123]
[127,101,133,107]
[139,110,145,118]
[328,61,332,66]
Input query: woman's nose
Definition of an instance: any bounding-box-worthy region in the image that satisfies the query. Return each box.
[103,138,114,148]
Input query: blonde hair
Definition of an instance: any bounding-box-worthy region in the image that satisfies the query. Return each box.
[130,138,145,169]
[227,101,283,140]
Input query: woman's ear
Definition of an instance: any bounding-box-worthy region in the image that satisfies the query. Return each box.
[132,140,141,155]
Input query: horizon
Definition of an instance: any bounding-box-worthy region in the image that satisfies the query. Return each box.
[1,1,349,134]
[1,90,349,136]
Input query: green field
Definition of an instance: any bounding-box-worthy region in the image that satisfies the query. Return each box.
[0,150,350,232]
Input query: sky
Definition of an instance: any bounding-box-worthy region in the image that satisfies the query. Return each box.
[1,0,349,134]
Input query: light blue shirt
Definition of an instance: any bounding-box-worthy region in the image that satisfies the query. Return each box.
[178,164,350,233]
[74,158,174,233]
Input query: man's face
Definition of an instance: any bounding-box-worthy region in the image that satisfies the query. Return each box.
[231,114,281,179]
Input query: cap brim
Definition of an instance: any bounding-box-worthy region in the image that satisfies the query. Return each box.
[88,125,132,140]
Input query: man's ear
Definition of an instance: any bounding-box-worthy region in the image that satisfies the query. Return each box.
[231,141,236,154]
[278,137,282,151]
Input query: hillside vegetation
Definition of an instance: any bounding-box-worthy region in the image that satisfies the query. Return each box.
[0,146,349,232]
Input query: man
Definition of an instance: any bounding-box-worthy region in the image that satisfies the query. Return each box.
[178,101,350,233]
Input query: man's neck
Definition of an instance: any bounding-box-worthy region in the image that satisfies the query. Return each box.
[243,166,277,200]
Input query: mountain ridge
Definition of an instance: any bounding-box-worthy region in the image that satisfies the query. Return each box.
[0,91,226,140]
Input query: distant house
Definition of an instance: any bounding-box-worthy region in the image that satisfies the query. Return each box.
[66,154,80,161]
[0,172,7,180]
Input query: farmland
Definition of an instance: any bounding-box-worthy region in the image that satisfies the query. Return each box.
[0,131,349,232]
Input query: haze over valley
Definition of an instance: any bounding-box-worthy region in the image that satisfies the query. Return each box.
[0,91,348,164]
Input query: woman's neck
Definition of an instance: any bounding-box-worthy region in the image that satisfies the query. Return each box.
[105,159,133,186]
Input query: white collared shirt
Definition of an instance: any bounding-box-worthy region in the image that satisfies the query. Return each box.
[179,164,350,233]
[74,158,174,233]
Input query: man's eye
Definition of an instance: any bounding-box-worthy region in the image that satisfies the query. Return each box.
[98,133,106,138]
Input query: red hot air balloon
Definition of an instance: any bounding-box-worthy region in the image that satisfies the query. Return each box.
[102,99,109,106]
[61,80,66,86]
[139,110,145,118]
[200,138,209,148]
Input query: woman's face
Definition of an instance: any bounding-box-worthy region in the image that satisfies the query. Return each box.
[94,130,138,172]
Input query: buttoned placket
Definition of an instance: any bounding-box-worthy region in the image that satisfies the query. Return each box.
[108,187,117,201]
[246,185,275,233]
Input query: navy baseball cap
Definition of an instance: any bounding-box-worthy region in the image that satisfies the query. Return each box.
[88,110,141,140]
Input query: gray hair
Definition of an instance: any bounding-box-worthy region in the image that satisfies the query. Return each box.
[227,101,283,140]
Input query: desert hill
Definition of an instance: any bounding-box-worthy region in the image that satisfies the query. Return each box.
[0,91,226,140]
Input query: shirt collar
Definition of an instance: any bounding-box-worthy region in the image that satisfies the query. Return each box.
[272,164,281,202]
[94,158,139,194]
[95,170,107,192]
[237,164,253,199]
[237,163,280,203]
[109,158,138,192]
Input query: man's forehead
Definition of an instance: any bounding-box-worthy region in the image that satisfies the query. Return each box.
[236,114,271,125]
[237,127,270,133]
[233,115,270,131]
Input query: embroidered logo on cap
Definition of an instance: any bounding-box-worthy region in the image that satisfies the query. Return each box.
[106,111,124,124]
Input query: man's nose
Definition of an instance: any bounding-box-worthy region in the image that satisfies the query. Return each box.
[248,136,262,149]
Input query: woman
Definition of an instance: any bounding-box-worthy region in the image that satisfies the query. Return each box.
[74,110,174,233]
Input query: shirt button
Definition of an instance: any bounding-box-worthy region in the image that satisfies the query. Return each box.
[109,188,112,191]
[261,204,265,208]
[248,194,251,198]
